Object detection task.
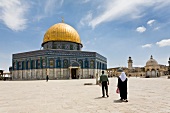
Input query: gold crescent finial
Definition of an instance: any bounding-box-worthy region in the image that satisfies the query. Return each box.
[61,17,64,23]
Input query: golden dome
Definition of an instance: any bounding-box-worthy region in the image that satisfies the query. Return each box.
[42,23,81,45]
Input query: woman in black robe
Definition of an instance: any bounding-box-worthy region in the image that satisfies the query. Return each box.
[46,75,49,82]
[117,72,128,102]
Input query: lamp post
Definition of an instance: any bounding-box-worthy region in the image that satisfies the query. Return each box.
[96,73,99,85]
[168,57,170,75]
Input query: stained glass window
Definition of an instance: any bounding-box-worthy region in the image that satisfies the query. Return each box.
[50,59,54,68]
[63,59,68,68]
[90,60,94,69]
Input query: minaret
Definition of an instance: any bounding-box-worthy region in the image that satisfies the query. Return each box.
[128,57,133,69]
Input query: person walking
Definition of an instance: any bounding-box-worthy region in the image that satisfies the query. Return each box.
[46,75,49,82]
[117,69,128,102]
[100,71,109,97]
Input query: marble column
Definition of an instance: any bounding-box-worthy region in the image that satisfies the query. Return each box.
[69,67,72,79]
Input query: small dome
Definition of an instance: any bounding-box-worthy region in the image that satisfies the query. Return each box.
[146,55,158,66]
[117,67,123,72]
[42,22,82,46]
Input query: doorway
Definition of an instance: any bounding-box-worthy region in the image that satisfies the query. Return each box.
[71,69,77,79]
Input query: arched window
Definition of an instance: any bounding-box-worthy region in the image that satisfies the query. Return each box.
[37,60,41,69]
[85,60,89,68]
[56,59,61,68]
[90,60,94,69]
[22,61,25,70]
[102,63,104,70]
[18,61,22,70]
[27,61,30,69]
[99,62,101,69]
[49,59,54,68]
[103,64,107,70]
[78,60,83,68]
[25,61,27,69]
[42,59,46,68]
[31,60,35,69]
[63,59,68,68]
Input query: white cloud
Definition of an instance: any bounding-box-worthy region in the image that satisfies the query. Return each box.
[87,0,170,29]
[136,26,146,33]
[142,44,152,48]
[79,12,92,27]
[85,41,90,44]
[131,13,146,19]
[33,15,46,22]
[0,0,29,31]
[156,39,170,47]
[33,0,64,22]
[147,19,155,26]
[45,0,63,15]
[82,0,90,3]
[153,27,160,30]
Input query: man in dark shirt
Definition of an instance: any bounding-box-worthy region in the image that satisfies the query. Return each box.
[100,71,109,97]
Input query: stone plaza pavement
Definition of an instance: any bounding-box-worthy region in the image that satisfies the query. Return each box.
[0,77,170,113]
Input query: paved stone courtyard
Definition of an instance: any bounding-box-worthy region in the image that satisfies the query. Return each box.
[0,77,170,113]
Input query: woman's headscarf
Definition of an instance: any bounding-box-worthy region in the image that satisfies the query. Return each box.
[119,72,127,82]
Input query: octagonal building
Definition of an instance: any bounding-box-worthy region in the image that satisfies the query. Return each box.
[12,21,107,80]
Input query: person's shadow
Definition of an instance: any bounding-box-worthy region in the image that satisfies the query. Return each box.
[113,99,123,103]
[94,97,107,99]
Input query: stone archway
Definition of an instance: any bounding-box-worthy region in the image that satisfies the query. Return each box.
[71,68,77,79]
[69,61,81,79]
[146,69,151,77]
[151,69,156,77]
[156,69,159,77]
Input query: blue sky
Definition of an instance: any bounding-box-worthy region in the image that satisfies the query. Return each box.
[0,0,170,71]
